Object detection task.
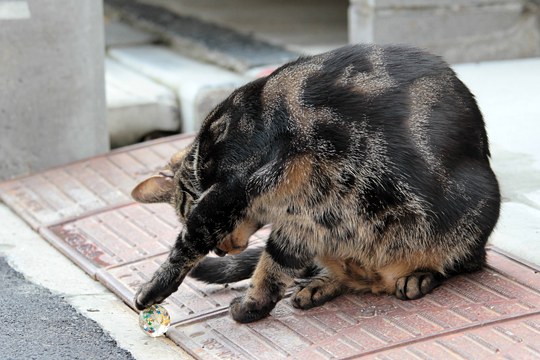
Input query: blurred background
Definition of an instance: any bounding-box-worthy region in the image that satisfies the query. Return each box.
[1,0,540,180]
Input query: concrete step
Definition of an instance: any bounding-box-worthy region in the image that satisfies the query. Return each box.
[105,58,180,148]
[108,45,253,133]
[104,0,300,72]
[105,18,160,49]
[103,16,267,147]
[109,0,349,56]
[349,0,540,63]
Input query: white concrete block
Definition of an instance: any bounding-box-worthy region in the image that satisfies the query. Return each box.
[453,59,540,157]
[0,0,108,181]
[453,58,540,266]
[488,202,540,266]
[105,58,179,147]
[108,46,249,132]
[525,190,540,209]
[359,0,521,7]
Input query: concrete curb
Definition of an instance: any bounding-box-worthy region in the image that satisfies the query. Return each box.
[0,204,192,360]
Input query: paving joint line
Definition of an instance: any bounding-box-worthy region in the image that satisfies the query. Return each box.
[488,246,540,272]
[341,309,540,359]
[40,200,137,229]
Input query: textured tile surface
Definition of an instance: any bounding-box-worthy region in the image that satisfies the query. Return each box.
[1,134,539,359]
[167,250,540,359]
[369,313,540,359]
[41,203,179,276]
[0,134,193,229]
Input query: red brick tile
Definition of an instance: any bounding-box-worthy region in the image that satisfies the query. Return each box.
[3,134,540,359]
[0,134,194,228]
[369,314,540,359]
[168,250,540,359]
[41,203,179,276]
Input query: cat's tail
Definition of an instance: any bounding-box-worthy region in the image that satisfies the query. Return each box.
[189,247,264,284]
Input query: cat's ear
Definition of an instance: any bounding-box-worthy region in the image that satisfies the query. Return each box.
[131,174,175,204]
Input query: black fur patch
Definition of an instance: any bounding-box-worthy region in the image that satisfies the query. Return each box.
[308,165,333,206]
[189,247,263,284]
[313,122,351,157]
[266,234,308,269]
[361,174,406,219]
[287,204,300,215]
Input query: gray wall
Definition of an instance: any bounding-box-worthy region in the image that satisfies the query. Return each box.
[0,0,108,181]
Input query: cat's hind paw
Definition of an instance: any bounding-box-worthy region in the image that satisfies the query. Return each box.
[395,271,442,300]
[291,277,343,310]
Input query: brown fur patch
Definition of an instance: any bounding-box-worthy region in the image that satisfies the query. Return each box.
[217,219,259,254]
[319,251,445,295]
[318,257,374,293]
[374,252,446,294]
[248,252,293,302]
[275,156,314,197]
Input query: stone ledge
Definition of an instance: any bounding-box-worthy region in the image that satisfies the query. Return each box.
[104,0,299,72]
[349,0,540,63]
[108,46,250,132]
[106,58,180,147]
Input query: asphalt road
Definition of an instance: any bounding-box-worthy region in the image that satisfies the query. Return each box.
[0,257,135,360]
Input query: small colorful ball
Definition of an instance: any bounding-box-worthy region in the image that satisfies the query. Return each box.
[138,304,171,337]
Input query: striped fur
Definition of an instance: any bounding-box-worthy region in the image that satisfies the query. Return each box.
[131,44,500,323]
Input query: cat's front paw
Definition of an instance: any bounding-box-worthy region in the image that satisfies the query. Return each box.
[229,294,277,323]
[134,280,169,310]
[134,270,186,310]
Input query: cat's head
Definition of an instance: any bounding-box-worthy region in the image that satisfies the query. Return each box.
[131,147,199,223]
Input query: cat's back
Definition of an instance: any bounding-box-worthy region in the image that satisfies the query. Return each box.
[266,44,450,95]
[196,44,489,193]
[264,44,486,162]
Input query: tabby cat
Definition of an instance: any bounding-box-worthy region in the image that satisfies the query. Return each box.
[131,44,501,323]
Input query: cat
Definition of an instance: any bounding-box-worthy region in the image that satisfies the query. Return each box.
[131,44,501,323]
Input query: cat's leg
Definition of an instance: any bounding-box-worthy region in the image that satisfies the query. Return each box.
[229,229,313,323]
[135,183,249,310]
[306,257,444,301]
[135,230,202,309]
[372,261,445,300]
[292,257,377,309]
